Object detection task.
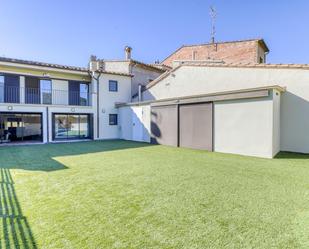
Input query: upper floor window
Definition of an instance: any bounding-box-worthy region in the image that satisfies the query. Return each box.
[0,75,4,103]
[69,81,90,106]
[2,74,20,103]
[25,76,52,104]
[40,79,52,104]
[109,80,118,92]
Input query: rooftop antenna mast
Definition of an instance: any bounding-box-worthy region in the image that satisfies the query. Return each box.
[209,6,217,43]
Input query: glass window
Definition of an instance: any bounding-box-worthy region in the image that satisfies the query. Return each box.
[40,79,52,104]
[23,114,42,141]
[109,80,118,92]
[0,113,42,143]
[54,114,68,139]
[4,75,20,103]
[0,75,4,103]
[80,83,89,106]
[53,114,90,140]
[69,81,89,106]
[80,115,89,138]
[67,115,80,139]
[109,114,118,125]
[25,77,40,104]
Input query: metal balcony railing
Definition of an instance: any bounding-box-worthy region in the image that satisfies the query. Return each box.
[0,86,91,106]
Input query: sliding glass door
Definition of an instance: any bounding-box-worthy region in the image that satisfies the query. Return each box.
[0,113,42,143]
[53,114,91,140]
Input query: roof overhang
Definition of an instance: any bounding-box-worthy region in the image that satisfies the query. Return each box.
[116,85,286,108]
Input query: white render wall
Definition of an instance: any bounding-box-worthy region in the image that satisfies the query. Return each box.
[272,89,281,156]
[119,106,133,140]
[52,79,69,105]
[97,74,132,139]
[130,66,162,96]
[119,105,151,143]
[118,94,278,158]
[214,93,277,158]
[142,66,309,154]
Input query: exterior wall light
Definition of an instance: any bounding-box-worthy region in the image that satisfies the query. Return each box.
[7,106,13,111]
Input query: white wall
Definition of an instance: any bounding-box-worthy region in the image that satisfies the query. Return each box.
[119,106,133,140]
[142,66,309,154]
[272,89,281,156]
[214,95,275,158]
[103,61,130,74]
[118,105,151,143]
[98,74,131,139]
[52,79,68,105]
[130,65,162,96]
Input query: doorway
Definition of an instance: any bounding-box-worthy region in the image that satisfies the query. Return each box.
[0,113,43,144]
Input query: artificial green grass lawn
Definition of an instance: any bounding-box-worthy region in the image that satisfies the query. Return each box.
[0,141,308,249]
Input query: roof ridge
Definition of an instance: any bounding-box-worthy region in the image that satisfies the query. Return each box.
[182,38,264,48]
[161,38,269,64]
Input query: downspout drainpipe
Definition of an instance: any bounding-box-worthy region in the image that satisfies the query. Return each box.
[88,70,102,139]
[46,106,49,143]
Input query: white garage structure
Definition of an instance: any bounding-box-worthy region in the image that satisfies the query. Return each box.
[116,62,309,158]
[117,85,284,158]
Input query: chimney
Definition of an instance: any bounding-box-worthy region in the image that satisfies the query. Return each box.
[192,51,197,60]
[138,84,142,102]
[125,46,132,60]
[89,55,98,71]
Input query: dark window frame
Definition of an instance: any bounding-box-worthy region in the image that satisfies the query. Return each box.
[0,112,43,143]
[40,79,52,105]
[109,114,118,125]
[2,74,20,104]
[109,80,118,92]
[69,81,90,106]
[52,113,92,140]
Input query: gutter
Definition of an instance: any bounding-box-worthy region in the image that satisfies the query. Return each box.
[88,70,102,139]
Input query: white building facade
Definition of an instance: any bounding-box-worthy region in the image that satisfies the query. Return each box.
[118,63,309,158]
[0,57,137,144]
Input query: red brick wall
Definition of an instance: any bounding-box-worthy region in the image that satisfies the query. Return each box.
[162,40,265,67]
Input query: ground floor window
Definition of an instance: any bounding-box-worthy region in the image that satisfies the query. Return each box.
[53,113,92,140]
[0,113,42,143]
[109,114,118,125]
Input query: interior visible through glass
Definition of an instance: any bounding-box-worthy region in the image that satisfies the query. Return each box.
[0,113,42,143]
[54,114,90,140]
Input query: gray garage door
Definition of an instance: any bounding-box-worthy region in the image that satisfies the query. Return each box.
[151,105,178,146]
[179,103,213,151]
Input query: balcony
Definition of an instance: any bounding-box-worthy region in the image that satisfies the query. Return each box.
[0,86,91,106]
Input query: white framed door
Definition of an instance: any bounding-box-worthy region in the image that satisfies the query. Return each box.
[132,107,144,142]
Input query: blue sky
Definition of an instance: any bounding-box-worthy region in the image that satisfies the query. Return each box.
[0,0,308,67]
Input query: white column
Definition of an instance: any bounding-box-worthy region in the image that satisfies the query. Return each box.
[20,76,25,103]
[91,78,98,139]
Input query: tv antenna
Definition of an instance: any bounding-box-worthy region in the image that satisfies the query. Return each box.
[209,6,217,43]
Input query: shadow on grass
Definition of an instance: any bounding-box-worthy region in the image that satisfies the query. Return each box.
[275,151,309,159]
[0,140,153,248]
[0,140,153,172]
[0,168,37,249]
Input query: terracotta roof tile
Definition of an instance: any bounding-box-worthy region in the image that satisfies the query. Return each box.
[0,56,88,72]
